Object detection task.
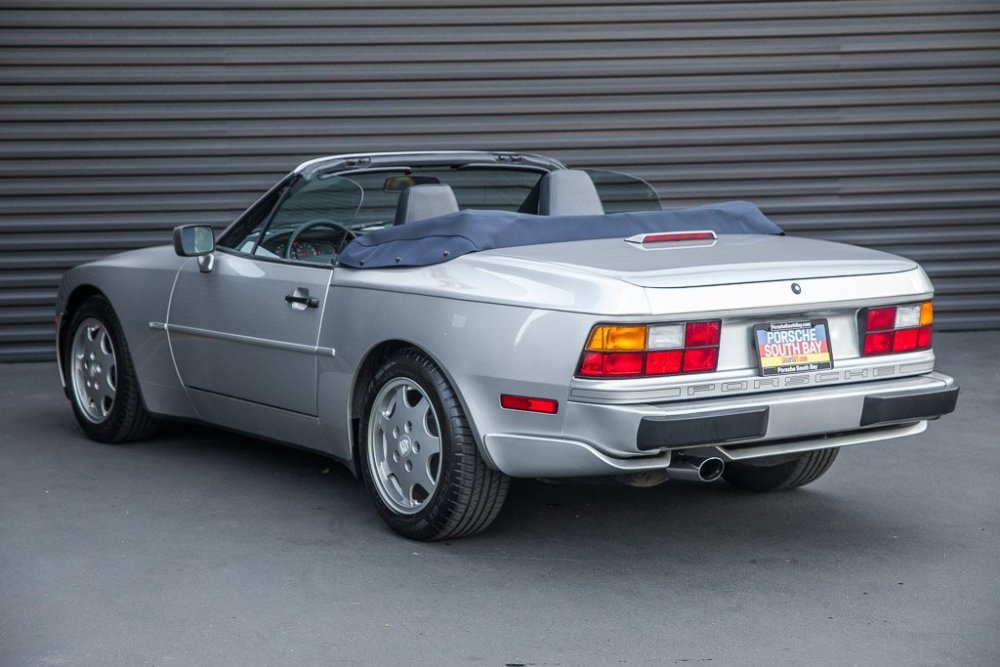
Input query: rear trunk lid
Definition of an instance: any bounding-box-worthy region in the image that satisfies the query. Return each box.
[486,234,917,288]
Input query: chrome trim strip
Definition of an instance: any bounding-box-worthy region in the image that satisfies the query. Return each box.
[165,323,335,357]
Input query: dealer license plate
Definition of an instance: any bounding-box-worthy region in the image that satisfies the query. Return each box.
[753,319,833,376]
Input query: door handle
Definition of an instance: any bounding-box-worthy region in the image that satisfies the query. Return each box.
[285,288,319,309]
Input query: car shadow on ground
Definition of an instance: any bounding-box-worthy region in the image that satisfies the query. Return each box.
[77,416,918,570]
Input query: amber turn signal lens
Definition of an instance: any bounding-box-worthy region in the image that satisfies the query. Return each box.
[585,325,647,351]
[920,302,934,326]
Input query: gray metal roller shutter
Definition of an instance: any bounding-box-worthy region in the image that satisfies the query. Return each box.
[1,0,998,361]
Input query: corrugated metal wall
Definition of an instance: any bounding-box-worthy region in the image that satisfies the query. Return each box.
[1,0,998,361]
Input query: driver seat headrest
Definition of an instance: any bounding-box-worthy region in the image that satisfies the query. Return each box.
[394,184,460,225]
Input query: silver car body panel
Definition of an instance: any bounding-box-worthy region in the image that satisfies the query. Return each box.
[55,152,955,479]
[56,246,197,420]
[168,252,332,416]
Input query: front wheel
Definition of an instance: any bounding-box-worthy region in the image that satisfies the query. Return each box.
[65,295,159,443]
[359,349,509,540]
[722,447,839,492]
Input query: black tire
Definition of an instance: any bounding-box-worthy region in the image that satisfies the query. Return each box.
[358,349,509,540]
[722,447,839,492]
[65,295,159,443]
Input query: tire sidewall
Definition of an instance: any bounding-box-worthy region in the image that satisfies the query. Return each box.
[358,351,464,539]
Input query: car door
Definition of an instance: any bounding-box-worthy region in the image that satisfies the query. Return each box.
[166,174,359,417]
[167,254,331,415]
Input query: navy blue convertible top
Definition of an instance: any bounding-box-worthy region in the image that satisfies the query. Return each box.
[337,200,782,269]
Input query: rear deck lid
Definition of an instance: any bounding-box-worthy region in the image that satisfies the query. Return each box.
[485,234,917,288]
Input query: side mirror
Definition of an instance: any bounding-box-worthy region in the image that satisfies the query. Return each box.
[173,225,215,257]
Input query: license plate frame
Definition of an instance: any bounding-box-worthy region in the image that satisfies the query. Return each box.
[752,318,834,376]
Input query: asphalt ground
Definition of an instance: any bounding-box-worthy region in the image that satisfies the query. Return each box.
[1,331,997,666]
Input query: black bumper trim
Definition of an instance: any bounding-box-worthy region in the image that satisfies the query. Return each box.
[637,407,769,451]
[860,385,959,427]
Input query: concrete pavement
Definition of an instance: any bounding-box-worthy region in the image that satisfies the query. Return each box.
[1,332,998,665]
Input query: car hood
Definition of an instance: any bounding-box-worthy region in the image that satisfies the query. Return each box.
[481,234,917,288]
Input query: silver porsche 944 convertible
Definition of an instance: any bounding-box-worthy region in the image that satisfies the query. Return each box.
[56,151,958,540]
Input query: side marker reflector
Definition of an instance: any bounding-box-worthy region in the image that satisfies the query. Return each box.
[500,394,559,414]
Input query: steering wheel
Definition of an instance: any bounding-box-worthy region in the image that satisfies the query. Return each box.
[284,219,357,260]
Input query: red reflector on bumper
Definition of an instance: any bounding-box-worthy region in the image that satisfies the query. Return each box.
[500,394,559,414]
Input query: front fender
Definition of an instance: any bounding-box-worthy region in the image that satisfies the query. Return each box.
[56,246,196,419]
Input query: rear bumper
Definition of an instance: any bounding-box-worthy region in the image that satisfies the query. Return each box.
[636,383,958,450]
[481,372,957,477]
[859,385,959,427]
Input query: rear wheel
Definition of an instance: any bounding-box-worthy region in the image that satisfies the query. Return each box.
[359,349,509,540]
[66,295,159,443]
[722,447,839,492]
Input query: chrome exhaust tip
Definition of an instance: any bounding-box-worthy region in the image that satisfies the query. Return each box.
[666,456,725,483]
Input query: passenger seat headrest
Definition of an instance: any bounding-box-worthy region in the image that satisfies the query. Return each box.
[537,169,604,216]
[394,184,460,225]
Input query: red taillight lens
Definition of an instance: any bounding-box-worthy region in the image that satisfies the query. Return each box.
[579,352,605,376]
[866,307,897,331]
[602,352,644,376]
[683,347,718,372]
[861,302,933,356]
[645,350,682,375]
[863,331,893,355]
[578,320,720,378]
[892,328,918,352]
[685,321,721,347]
[577,351,644,377]
[917,326,932,348]
[500,394,559,414]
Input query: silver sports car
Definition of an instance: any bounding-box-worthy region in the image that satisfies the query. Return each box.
[55,151,958,540]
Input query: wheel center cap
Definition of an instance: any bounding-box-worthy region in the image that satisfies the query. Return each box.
[398,435,411,456]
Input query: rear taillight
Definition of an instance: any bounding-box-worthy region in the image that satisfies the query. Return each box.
[861,302,933,356]
[577,320,721,378]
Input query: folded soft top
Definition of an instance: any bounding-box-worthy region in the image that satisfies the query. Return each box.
[337,200,783,269]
